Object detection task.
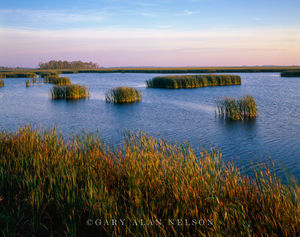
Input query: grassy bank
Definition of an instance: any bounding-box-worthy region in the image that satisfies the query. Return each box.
[281,70,300,77]
[0,80,4,87]
[0,72,37,78]
[147,75,241,89]
[51,84,89,100]
[44,76,71,85]
[105,87,142,104]
[0,126,298,236]
[217,95,257,120]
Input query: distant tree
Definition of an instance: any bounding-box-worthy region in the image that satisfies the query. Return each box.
[38,60,99,70]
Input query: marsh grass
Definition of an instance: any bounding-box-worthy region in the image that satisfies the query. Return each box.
[281,70,300,77]
[105,87,142,104]
[0,72,37,78]
[0,80,4,87]
[0,126,298,236]
[51,84,89,100]
[44,76,71,85]
[217,95,257,120]
[147,75,241,89]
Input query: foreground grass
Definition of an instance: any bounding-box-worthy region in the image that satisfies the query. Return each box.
[0,126,298,237]
[51,84,89,100]
[217,95,257,120]
[147,75,241,89]
[105,87,142,104]
[281,71,300,77]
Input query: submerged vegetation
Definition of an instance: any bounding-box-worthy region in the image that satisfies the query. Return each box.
[217,95,257,120]
[105,87,142,104]
[281,70,300,77]
[147,75,241,89]
[51,84,89,100]
[0,126,298,236]
[44,76,71,85]
[0,80,4,87]
[0,72,37,78]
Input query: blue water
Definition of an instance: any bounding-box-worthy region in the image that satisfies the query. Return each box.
[0,73,299,180]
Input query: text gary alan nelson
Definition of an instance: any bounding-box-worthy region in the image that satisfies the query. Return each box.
[86,219,213,227]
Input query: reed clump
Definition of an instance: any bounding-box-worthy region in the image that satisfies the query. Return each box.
[0,126,298,236]
[217,95,257,120]
[0,80,4,87]
[105,86,142,104]
[44,76,71,85]
[281,70,300,77]
[51,84,89,100]
[25,80,30,87]
[146,75,241,89]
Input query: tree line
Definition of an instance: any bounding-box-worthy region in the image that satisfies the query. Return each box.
[39,60,99,70]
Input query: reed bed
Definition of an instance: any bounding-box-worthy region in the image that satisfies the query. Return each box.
[147,75,241,89]
[37,71,60,78]
[0,126,298,236]
[0,72,37,78]
[105,87,142,104]
[0,80,4,87]
[281,70,300,77]
[217,95,257,120]
[51,84,89,100]
[44,76,71,85]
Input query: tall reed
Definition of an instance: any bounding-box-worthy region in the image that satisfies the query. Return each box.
[51,84,89,100]
[0,126,298,236]
[105,87,142,104]
[44,76,71,85]
[0,80,4,87]
[147,75,241,89]
[217,95,257,120]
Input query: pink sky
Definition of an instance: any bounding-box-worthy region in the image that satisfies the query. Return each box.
[1,27,299,67]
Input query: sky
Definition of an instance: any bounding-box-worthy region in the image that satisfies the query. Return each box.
[0,0,299,67]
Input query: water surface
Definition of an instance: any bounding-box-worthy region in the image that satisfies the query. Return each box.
[0,73,299,180]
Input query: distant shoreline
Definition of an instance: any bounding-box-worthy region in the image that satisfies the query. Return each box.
[1,66,300,74]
